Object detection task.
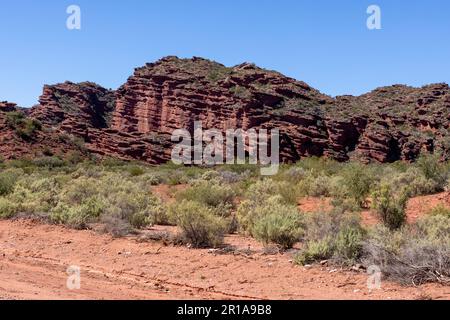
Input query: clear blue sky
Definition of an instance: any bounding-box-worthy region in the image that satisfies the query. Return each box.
[1,0,449,107]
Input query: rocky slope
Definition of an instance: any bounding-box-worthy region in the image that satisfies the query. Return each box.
[1,56,449,163]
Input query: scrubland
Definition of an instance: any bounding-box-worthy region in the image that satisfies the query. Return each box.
[0,155,449,286]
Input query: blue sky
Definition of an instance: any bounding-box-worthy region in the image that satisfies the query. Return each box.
[1,0,449,107]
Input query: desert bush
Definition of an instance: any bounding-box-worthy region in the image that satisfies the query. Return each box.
[282,167,307,183]
[126,165,145,177]
[371,183,408,230]
[65,151,84,165]
[0,169,22,196]
[50,171,167,233]
[99,215,133,238]
[362,215,450,285]
[427,204,450,218]
[295,238,333,265]
[50,197,104,229]
[176,179,235,214]
[415,153,448,192]
[32,156,66,169]
[296,157,342,176]
[217,170,244,184]
[245,178,300,205]
[386,167,443,197]
[275,181,301,205]
[251,208,304,249]
[236,195,300,236]
[101,157,129,167]
[6,112,42,140]
[168,200,226,248]
[0,198,19,219]
[294,209,365,265]
[340,163,374,207]
[10,175,61,214]
[306,175,332,197]
[200,170,221,181]
[96,175,166,227]
[166,170,190,185]
[103,190,164,228]
[140,172,164,186]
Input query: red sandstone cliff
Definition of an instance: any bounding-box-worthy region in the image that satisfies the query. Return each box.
[1,57,449,164]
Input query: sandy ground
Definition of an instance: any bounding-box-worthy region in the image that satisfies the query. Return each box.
[0,219,449,300]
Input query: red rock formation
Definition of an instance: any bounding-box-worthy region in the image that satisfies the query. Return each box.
[2,57,449,164]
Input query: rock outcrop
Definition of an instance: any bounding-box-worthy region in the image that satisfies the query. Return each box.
[1,57,449,164]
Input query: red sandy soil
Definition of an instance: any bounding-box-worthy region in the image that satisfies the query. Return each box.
[0,219,449,300]
[1,189,449,300]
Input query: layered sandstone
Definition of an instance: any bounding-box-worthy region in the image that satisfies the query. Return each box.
[1,57,449,163]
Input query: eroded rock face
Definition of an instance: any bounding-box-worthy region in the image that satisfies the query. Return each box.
[2,57,450,163]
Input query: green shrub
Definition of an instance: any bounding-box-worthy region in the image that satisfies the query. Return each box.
[371,183,407,230]
[126,165,145,177]
[50,196,105,229]
[416,153,447,191]
[140,172,164,186]
[4,171,166,232]
[341,163,373,207]
[294,238,333,265]
[277,167,307,183]
[0,170,21,196]
[10,175,61,214]
[167,170,190,185]
[176,179,235,214]
[252,210,304,249]
[32,156,66,169]
[294,209,365,265]
[6,112,42,140]
[244,179,299,205]
[296,157,342,176]
[0,198,19,219]
[65,151,85,165]
[307,175,332,197]
[168,200,226,248]
[416,214,450,241]
[334,225,365,261]
[236,195,297,235]
[386,167,443,197]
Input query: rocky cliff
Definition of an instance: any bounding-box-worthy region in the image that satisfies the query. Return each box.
[1,56,449,164]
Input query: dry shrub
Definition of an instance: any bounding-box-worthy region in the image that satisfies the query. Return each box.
[362,215,450,285]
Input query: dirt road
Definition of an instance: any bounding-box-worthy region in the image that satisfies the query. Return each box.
[0,219,448,300]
